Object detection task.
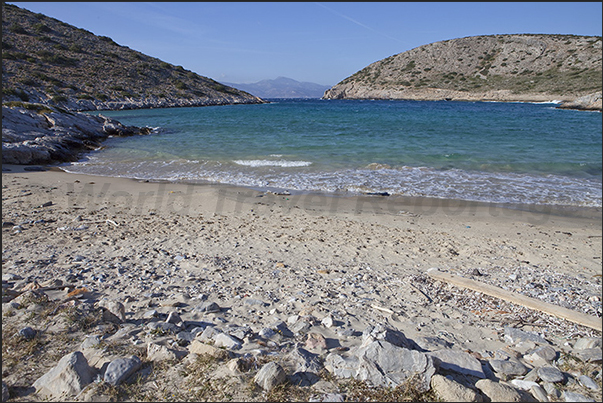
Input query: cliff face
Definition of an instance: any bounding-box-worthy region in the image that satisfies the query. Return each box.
[323,34,602,106]
[1,3,265,111]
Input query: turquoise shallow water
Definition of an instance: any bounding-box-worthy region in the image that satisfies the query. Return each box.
[63,99,602,207]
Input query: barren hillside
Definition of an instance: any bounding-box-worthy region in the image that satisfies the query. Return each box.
[323,34,602,104]
[1,3,264,111]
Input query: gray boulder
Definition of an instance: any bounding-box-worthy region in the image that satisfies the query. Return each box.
[103,355,142,386]
[355,340,436,391]
[254,361,287,391]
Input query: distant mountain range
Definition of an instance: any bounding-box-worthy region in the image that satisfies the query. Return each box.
[223,77,331,99]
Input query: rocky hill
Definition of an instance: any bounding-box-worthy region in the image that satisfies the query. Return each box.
[223,77,332,99]
[323,34,602,108]
[1,3,264,111]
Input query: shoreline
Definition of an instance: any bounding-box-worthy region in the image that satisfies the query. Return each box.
[2,163,601,401]
[5,163,601,222]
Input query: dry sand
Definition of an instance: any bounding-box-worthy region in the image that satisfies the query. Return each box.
[2,164,602,400]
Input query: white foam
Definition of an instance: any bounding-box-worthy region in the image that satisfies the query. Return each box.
[233,159,312,167]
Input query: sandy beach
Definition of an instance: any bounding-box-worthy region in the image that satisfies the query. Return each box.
[2,164,602,401]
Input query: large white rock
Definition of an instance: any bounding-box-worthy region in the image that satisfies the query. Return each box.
[32,351,97,399]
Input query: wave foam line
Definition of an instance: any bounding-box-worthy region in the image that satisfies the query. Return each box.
[233,159,312,167]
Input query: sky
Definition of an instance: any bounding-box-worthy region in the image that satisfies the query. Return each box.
[8,2,603,86]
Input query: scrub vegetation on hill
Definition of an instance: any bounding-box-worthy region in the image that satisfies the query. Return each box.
[1,3,263,110]
[324,34,602,103]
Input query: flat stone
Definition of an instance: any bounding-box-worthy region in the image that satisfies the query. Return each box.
[574,348,602,363]
[244,298,267,306]
[103,355,142,386]
[430,349,486,378]
[287,346,322,374]
[530,384,549,402]
[504,327,548,345]
[165,311,183,326]
[225,325,251,340]
[176,331,195,345]
[142,310,158,319]
[259,327,276,338]
[475,379,522,402]
[489,359,528,376]
[430,374,483,402]
[98,299,126,323]
[573,337,602,350]
[578,375,600,390]
[414,336,453,351]
[537,366,564,383]
[321,314,335,328]
[197,326,221,342]
[531,345,558,361]
[562,391,596,402]
[188,340,229,359]
[147,342,178,362]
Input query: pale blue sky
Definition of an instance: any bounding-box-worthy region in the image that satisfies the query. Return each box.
[9,2,603,86]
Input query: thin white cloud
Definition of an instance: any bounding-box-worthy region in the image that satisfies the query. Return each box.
[314,2,403,43]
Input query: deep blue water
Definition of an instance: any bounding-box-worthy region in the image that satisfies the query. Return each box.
[63,99,602,207]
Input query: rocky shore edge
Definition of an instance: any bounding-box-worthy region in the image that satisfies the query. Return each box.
[322,86,603,112]
[2,104,153,165]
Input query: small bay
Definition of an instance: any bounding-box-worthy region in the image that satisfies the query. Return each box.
[63,99,602,207]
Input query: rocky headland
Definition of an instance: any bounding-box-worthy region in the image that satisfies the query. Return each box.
[2,104,155,165]
[2,3,266,166]
[323,34,602,111]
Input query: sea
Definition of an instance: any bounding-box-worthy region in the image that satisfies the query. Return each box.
[62,99,602,208]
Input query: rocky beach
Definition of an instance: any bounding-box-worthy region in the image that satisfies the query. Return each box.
[2,164,601,402]
[2,4,601,401]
